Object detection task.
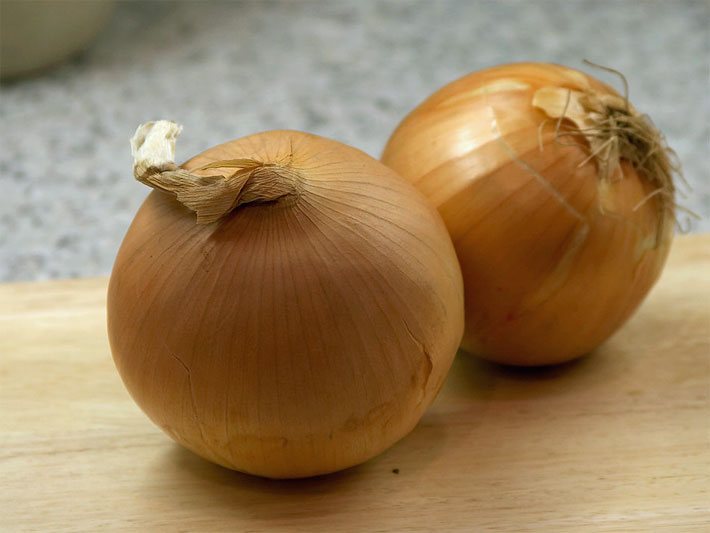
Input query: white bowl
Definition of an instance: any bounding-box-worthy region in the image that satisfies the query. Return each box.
[0,0,114,79]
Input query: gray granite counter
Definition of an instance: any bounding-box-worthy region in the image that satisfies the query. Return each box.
[1,0,708,281]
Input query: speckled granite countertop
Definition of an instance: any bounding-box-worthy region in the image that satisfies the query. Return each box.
[1,0,708,281]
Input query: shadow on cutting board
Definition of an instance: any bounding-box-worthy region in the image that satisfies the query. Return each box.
[139,315,661,526]
[140,355,598,524]
[145,410,450,523]
[445,349,601,401]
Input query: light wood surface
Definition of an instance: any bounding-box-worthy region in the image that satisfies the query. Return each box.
[2,234,709,532]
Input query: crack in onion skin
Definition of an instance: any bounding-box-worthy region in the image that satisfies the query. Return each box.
[108,129,464,478]
[381,62,674,366]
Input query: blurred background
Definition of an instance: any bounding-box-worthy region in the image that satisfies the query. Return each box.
[0,0,708,282]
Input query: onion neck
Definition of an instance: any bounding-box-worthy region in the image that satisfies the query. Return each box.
[237,165,300,207]
[532,85,678,245]
[131,120,300,224]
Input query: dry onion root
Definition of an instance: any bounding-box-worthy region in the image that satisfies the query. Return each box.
[108,121,464,478]
[382,62,678,366]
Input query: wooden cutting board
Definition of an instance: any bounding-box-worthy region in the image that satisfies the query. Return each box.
[2,234,709,532]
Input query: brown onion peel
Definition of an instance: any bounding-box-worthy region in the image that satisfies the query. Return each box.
[111,122,464,478]
[131,121,303,224]
[381,62,679,366]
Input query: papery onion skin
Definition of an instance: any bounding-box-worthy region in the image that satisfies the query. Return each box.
[382,62,674,366]
[108,130,464,478]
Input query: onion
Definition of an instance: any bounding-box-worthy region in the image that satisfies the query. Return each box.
[108,121,463,478]
[382,62,677,366]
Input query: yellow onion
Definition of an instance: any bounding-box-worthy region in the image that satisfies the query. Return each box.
[108,121,463,478]
[382,62,677,366]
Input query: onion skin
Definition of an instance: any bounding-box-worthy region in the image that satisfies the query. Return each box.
[108,130,463,478]
[382,63,674,366]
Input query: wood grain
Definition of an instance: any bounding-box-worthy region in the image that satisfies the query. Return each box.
[2,235,709,532]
